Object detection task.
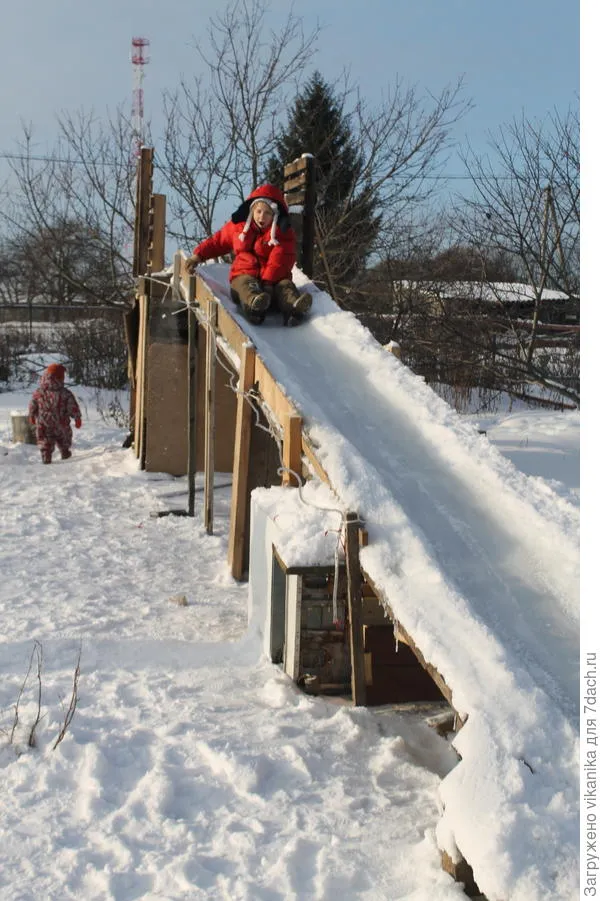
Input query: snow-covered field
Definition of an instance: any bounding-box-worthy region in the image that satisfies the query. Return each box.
[0,374,580,901]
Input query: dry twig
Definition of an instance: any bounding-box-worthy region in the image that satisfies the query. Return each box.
[52,646,82,750]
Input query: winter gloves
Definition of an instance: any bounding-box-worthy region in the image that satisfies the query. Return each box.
[185,254,201,274]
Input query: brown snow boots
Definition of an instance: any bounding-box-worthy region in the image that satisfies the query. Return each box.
[230,275,271,324]
[273,279,312,325]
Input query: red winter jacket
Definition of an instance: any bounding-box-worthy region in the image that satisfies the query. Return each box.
[192,184,296,283]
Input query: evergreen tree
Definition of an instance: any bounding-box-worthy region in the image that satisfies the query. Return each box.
[265,72,380,300]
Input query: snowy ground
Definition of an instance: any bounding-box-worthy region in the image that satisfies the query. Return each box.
[0,372,580,900]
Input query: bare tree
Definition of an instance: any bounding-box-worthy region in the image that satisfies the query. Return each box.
[159,0,318,245]
[456,107,579,291]
[326,76,470,296]
[447,106,580,404]
[1,112,135,308]
[355,198,579,411]
[353,108,579,410]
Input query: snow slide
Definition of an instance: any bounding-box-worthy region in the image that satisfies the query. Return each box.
[195,263,580,901]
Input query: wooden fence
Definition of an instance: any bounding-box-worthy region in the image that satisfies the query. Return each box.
[0,304,126,325]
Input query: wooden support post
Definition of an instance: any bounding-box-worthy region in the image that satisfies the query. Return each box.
[133,148,154,277]
[134,280,151,465]
[301,155,316,278]
[228,343,256,580]
[282,414,303,487]
[283,154,316,277]
[346,512,367,706]
[149,193,166,273]
[204,298,217,534]
[441,851,481,897]
[123,301,139,440]
[187,276,198,517]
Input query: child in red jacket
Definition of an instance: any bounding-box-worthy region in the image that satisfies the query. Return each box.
[28,364,82,464]
[185,184,312,325]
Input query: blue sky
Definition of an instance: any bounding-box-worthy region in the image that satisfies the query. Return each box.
[1,0,579,187]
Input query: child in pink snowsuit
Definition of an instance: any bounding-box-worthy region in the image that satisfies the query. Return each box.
[28,364,82,464]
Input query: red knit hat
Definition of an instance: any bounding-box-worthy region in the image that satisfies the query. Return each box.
[231,184,290,247]
[46,363,66,381]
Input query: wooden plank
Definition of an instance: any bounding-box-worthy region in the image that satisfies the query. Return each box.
[214,301,248,362]
[283,574,303,680]
[301,437,331,486]
[393,619,461,723]
[346,512,367,706]
[441,852,481,897]
[284,157,310,177]
[134,292,149,464]
[187,278,198,517]
[283,189,306,208]
[124,304,139,443]
[360,570,457,718]
[272,545,334,576]
[123,306,138,383]
[133,291,144,455]
[204,298,217,533]
[149,193,166,273]
[228,342,257,579]
[193,274,212,318]
[282,414,303,487]
[172,250,184,300]
[192,273,248,364]
[254,356,298,423]
[133,148,154,277]
[283,171,308,193]
[300,155,316,278]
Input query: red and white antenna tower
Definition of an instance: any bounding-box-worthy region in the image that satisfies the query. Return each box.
[131,37,150,162]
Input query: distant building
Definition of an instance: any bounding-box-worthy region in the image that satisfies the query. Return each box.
[397,281,579,327]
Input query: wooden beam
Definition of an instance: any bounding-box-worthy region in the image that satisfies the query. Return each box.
[282,414,303,487]
[149,193,166,273]
[393,619,461,725]
[204,298,217,533]
[441,851,481,896]
[284,156,310,177]
[123,303,139,436]
[192,275,211,318]
[301,155,316,278]
[283,189,306,208]
[360,570,458,720]
[254,356,298,423]
[214,301,248,362]
[133,284,149,458]
[283,170,309,193]
[134,292,149,465]
[191,274,249,364]
[346,512,367,706]
[187,278,198,517]
[133,148,154,277]
[228,342,256,579]
[301,436,331,487]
